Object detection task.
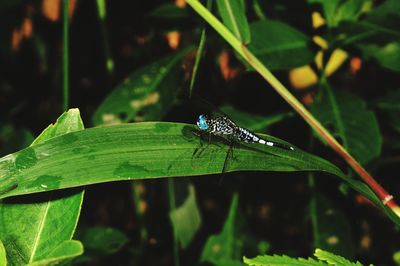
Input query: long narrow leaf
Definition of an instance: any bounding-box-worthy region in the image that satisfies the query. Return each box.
[0,122,342,199]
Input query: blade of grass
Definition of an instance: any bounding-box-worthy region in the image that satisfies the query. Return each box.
[185,0,399,215]
[189,0,212,98]
[96,0,114,74]
[62,0,69,110]
[168,179,180,266]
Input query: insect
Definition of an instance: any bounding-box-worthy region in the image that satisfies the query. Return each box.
[196,114,295,151]
[194,113,295,174]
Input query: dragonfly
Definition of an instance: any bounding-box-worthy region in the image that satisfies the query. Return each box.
[196,114,295,151]
[194,113,295,173]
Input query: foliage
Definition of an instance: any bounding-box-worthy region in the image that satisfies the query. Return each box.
[0,0,399,265]
[243,248,369,266]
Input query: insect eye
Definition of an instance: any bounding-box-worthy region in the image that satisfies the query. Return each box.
[197,115,209,130]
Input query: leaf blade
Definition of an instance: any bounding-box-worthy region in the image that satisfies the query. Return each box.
[0,122,344,200]
[216,0,250,44]
[0,109,85,265]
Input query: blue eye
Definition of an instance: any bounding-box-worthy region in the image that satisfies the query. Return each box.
[197,114,209,130]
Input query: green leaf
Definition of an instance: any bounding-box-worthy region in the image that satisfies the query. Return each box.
[337,0,400,46]
[248,20,314,70]
[314,248,365,266]
[310,86,381,165]
[358,42,400,72]
[78,226,129,255]
[216,0,250,44]
[0,240,6,266]
[201,194,244,266]
[0,109,85,265]
[220,105,293,132]
[0,122,344,200]
[169,184,201,249]
[308,0,341,27]
[394,250,400,265]
[310,193,355,260]
[243,248,370,266]
[362,0,400,37]
[308,0,366,27]
[243,254,325,266]
[92,48,192,125]
[375,89,400,133]
[27,240,84,266]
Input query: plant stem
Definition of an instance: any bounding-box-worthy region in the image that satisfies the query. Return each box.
[168,179,180,266]
[185,0,399,214]
[62,0,69,111]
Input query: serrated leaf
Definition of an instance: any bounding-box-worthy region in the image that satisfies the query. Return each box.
[310,193,354,259]
[27,240,84,266]
[248,20,314,70]
[314,249,365,266]
[201,194,244,265]
[169,184,201,249]
[0,122,343,199]
[92,48,191,125]
[216,0,250,44]
[0,109,85,265]
[243,254,325,266]
[310,86,381,165]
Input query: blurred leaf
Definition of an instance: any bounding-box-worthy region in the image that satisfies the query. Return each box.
[169,184,201,249]
[216,0,250,44]
[0,122,343,199]
[0,124,34,156]
[243,254,325,266]
[375,89,400,133]
[337,0,400,46]
[79,227,129,255]
[201,194,245,266]
[308,0,365,27]
[0,109,85,265]
[27,240,83,266]
[92,48,192,125]
[310,193,354,260]
[363,0,400,33]
[394,250,400,265]
[314,248,364,266]
[149,3,188,19]
[248,20,314,70]
[310,86,381,165]
[220,105,293,132]
[358,42,400,72]
[0,240,6,266]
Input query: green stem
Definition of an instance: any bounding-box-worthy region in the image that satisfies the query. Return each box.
[168,179,180,266]
[96,0,114,74]
[62,0,69,111]
[185,0,398,212]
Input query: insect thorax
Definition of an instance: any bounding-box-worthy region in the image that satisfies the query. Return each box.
[209,117,236,135]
